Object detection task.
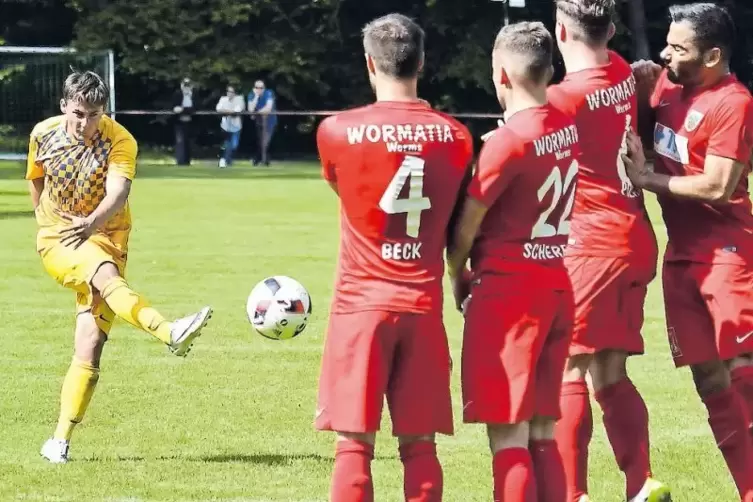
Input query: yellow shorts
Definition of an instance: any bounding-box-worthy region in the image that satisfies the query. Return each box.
[38,229,128,334]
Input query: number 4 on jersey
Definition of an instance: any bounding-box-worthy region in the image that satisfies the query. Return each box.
[379,155,432,238]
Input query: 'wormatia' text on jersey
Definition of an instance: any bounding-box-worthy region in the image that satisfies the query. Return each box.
[533,124,579,161]
[585,74,636,114]
[346,123,456,153]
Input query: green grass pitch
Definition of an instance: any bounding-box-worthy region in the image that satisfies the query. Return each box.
[0,159,739,501]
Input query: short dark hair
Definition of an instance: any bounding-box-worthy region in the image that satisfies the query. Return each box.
[669,2,735,61]
[494,21,554,83]
[556,0,614,43]
[362,13,425,79]
[62,70,109,107]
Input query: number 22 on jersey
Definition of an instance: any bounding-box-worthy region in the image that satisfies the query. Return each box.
[531,159,578,239]
[379,155,432,238]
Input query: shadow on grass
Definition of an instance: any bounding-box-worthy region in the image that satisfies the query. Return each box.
[0,160,322,181]
[77,452,402,464]
[195,453,331,465]
[76,455,147,463]
[0,210,34,220]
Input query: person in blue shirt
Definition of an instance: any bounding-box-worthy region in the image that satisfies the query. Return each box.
[247,80,277,166]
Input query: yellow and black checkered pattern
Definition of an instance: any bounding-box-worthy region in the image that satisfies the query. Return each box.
[37,130,114,217]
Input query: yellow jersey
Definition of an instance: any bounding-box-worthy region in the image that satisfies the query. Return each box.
[26,115,138,244]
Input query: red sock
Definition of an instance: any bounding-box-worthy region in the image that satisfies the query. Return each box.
[399,441,443,502]
[492,447,537,502]
[731,366,753,430]
[555,380,592,501]
[529,439,566,502]
[703,388,753,500]
[594,378,652,500]
[331,440,374,502]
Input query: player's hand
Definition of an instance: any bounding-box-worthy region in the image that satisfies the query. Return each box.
[451,269,472,314]
[631,59,662,82]
[621,130,650,188]
[60,215,96,249]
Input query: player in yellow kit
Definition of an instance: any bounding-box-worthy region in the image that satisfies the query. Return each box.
[26,71,212,463]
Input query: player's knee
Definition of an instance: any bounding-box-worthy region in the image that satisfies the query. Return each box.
[397,434,435,446]
[74,316,107,366]
[691,361,731,397]
[90,262,120,293]
[590,349,628,391]
[529,416,556,441]
[563,354,592,382]
[336,431,376,446]
[487,422,530,454]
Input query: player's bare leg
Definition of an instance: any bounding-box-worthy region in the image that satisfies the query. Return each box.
[487,422,537,501]
[331,432,376,502]
[398,434,442,502]
[90,263,212,356]
[729,354,753,433]
[530,416,566,502]
[41,312,105,463]
[556,354,594,502]
[691,360,753,500]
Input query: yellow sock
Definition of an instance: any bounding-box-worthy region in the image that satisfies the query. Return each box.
[99,276,173,344]
[54,358,100,441]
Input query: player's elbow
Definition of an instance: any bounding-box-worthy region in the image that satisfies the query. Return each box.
[705,181,733,203]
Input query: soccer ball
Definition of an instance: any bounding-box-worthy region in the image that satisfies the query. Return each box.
[246,276,312,340]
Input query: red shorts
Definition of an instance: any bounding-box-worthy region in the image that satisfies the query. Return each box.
[663,261,753,367]
[462,274,574,424]
[565,254,655,356]
[315,310,453,436]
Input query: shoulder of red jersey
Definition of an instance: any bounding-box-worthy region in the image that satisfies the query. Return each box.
[607,50,631,71]
[721,78,753,100]
[479,124,526,164]
[318,105,375,132]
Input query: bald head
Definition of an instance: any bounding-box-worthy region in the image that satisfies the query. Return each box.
[494,21,554,84]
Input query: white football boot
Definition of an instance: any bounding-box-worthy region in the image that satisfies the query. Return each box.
[628,478,672,502]
[168,306,212,357]
[40,438,69,464]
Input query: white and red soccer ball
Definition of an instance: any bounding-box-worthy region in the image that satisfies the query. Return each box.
[246,276,312,340]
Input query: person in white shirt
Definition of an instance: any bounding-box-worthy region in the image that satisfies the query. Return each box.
[215,85,245,168]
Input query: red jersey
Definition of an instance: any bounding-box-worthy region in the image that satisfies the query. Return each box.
[548,50,656,258]
[651,71,753,265]
[317,101,473,314]
[468,104,580,286]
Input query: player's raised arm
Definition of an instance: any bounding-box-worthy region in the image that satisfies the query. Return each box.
[625,97,753,203]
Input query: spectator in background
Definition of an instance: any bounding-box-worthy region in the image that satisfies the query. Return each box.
[216,85,245,168]
[173,77,195,166]
[247,80,277,166]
